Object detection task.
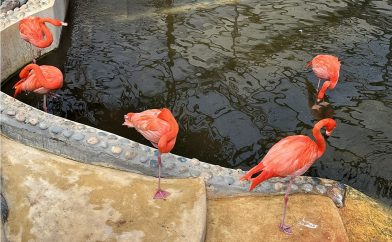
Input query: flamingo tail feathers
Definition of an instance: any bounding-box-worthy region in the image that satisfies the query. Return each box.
[248,170,275,192]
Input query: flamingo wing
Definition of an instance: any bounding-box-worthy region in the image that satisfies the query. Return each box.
[261,135,319,177]
[124,109,171,146]
[19,17,44,45]
[311,55,341,81]
[39,66,63,90]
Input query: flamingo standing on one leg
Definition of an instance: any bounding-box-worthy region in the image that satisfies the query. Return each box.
[13,63,64,112]
[240,118,337,234]
[123,108,179,200]
[19,16,68,62]
[306,55,341,109]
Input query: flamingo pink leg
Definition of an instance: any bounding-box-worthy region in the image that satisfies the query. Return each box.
[153,152,170,200]
[279,177,294,234]
[43,94,48,112]
[316,79,321,92]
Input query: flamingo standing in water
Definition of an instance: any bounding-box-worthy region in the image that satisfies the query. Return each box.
[124,108,179,200]
[13,63,63,112]
[19,16,67,62]
[241,118,337,234]
[306,55,341,108]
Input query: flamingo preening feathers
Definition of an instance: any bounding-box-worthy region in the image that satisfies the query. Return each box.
[306,54,341,106]
[124,108,179,200]
[241,118,337,234]
[19,16,67,62]
[13,64,63,112]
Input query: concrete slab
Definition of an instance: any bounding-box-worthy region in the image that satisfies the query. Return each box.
[339,187,392,242]
[206,195,349,242]
[1,136,206,242]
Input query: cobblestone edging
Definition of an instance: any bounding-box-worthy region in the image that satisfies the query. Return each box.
[0,0,51,29]
[0,92,347,207]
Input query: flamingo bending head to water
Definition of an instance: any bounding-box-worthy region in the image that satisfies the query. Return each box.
[124,108,179,200]
[306,55,341,108]
[240,118,337,234]
[19,16,67,62]
[13,63,63,112]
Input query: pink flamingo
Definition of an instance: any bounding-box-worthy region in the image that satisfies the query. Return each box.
[241,118,337,234]
[306,55,341,108]
[19,16,67,62]
[124,108,179,199]
[13,64,63,112]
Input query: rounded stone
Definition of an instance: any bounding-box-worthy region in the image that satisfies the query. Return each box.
[139,157,149,164]
[6,10,13,15]
[178,157,187,163]
[15,112,26,122]
[164,162,175,170]
[62,130,74,138]
[316,185,327,194]
[13,7,19,12]
[27,117,39,126]
[6,110,16,116]
[111,146,122,154]
[201,163,210,169]
[190,158,200,166]
[260,181,271,190]
[107,135,118,141]
[97,132,107,137]
[290,184,299,191]
[87,136,99,145]
[190,169,201,177]
[50,126,63,134]
[274,182,284,191]
[39,123,48,130]
[71,133,85,141]
[98,141,108,149]
[150,160,158,168]
[178,166,189,174]
[200,171,212,181]
[302,184,314,192]
[124,151,137,160]
[224,177,235,185]
[20,4,27,9]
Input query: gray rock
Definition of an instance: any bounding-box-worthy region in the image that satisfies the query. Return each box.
[0,0,19,14]
[19,0,27,5]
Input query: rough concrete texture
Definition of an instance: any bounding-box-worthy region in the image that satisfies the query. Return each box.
[339,187,392,242]
[206,195,349,242]
[1,136,206,242]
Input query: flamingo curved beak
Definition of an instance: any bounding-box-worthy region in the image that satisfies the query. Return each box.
[61,22,68,26]
[326,130,332,136]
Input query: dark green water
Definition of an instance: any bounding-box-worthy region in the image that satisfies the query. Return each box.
[2,0,392,205]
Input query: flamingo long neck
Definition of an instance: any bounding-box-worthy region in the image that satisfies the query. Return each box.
[38,19,55,48]
[317,81,331,101]
[312,120,328,158]
[19,64,47,85]
[157,109,179,153]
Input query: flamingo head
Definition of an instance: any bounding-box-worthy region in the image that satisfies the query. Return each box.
[325,119,337,136]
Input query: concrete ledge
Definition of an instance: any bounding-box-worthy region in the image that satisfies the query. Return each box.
[1,0,69,82]
[1,136,206,242]
[0,92,346,206]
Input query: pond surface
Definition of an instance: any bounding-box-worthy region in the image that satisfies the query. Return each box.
[2,0,392,205]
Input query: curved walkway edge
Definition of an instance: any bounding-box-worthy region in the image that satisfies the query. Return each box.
[0,92,346,206]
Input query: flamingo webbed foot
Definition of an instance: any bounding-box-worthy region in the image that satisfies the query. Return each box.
[279,223,293,235]
[311,104,322,110]
[153,189,170,200]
